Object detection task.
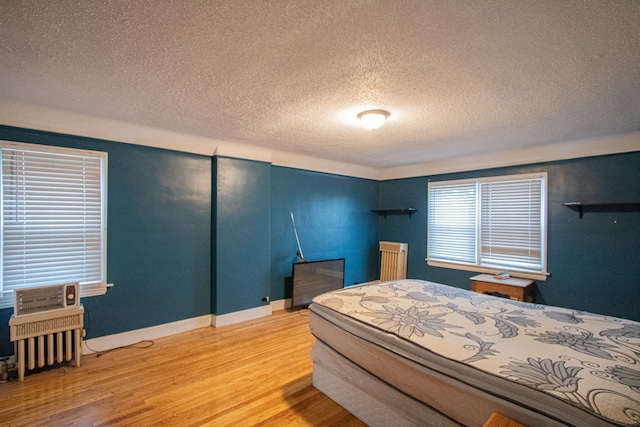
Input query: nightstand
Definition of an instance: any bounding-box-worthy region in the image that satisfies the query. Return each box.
[470,274,535,302]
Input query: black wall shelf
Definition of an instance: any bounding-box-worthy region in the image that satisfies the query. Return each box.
[371,208,417,218]
[563,202,640,219]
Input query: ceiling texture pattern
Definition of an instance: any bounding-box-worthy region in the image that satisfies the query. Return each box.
[1,1,639,169]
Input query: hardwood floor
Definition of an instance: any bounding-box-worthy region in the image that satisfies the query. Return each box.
[1,310,366,426]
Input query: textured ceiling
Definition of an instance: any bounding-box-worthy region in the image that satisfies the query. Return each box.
[1,1,639,168]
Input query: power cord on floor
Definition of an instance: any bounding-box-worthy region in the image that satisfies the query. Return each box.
[84,339,155,357]
[83,304,154,357]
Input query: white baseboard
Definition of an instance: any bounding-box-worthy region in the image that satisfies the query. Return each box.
[82,303,286,355]
[82,314,213,355]
[211,305,272,327]
[269,298,291,311]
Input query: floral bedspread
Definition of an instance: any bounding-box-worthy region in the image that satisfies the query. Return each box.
[312,279,640,426]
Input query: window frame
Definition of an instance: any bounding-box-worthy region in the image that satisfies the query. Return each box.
[427,172,548,280]
[0,141,110,309]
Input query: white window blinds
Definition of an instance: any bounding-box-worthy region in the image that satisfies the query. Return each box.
[1,142,107,297]
[428,173,547,277]
[480,177,543,271]
[428,182,477,264]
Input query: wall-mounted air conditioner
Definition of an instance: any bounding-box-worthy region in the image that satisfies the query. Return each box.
[14,282,80,317]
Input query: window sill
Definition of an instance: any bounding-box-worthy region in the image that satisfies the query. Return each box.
[0,283,113,310]
[426,259,548,281]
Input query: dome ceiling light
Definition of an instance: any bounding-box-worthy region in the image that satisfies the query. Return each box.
[357,109,390,130]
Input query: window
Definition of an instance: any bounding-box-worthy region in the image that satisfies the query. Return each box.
[427,172,547,279]
[0,141,109,308]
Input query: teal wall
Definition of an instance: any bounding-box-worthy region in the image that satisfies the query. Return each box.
[378,152,640,321]
[213,157,271,315]
[0,125,212,357]
[1,124,637,359]
[270,166,380,301]
[0,126,380,356]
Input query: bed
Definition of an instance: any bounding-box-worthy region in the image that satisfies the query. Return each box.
[308,279,640,426]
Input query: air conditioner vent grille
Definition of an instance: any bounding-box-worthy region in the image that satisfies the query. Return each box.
[14,283,79,317]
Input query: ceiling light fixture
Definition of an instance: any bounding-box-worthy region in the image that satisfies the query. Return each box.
[357,109,390,130]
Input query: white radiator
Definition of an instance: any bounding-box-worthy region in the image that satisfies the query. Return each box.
[9,306,84,381]
[379,241,408,281]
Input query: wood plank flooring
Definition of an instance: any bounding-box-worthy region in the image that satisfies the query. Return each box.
[0,310,366,426]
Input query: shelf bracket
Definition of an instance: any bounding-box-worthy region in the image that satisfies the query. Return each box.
[371,208,417,218]
[563,202,640,219]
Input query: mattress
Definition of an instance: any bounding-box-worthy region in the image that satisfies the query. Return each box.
[311,339,463,427]
[309,279,640,426]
